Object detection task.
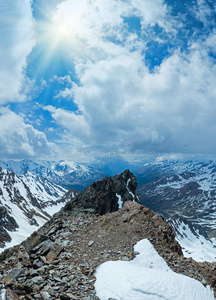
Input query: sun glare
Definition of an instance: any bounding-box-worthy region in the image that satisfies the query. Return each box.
[34,2,90,74]
[46,17,74,42]
[53,21,71,38]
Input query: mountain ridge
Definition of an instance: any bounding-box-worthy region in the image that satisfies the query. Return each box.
[0,159,108,191]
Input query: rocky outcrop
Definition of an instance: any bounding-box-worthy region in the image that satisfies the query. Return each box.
[63,169,140,215]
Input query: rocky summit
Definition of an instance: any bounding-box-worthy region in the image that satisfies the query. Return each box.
[63,169,140,215]
[0,170,216,299]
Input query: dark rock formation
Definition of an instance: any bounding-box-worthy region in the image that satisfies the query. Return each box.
[63,169,140,215]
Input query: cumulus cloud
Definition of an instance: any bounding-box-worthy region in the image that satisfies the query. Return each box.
[0,0,35,104]
[0,108,56,159]
[45,0,216,160]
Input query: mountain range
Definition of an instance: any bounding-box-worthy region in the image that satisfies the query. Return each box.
[0,170,215,300]
[2,158,216,264]
[0,159,107,191]
[136,160,216,239]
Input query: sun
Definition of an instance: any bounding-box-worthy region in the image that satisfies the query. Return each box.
[44,17,74,44]
[53,20,72,38]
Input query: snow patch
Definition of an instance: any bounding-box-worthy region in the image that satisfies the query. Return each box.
[116,193,123,208]
[95,239,214,300]
[126,178,135,200]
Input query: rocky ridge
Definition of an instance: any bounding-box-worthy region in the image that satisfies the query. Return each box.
[0,170,216,299]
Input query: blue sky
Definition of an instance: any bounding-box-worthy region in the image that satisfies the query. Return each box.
[1,0,216,163]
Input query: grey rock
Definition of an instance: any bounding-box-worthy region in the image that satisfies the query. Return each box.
[32,240,53,256]
[29,269,40,277]
[22,233,49,254]
[2,269,24,285]
[88,240,94,247]
[33,258,44,269]
[32,276,43,283]
[121,256,130,261]
[54,276,62,282]
[40,291,51,300]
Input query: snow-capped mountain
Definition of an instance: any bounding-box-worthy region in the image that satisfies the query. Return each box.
[0,168,76,251]
[0,159,107,190]
[136,160,216,238]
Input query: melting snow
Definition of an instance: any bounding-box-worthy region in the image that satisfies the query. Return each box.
[95,239,215,300]
[126,178,135,200]
[116,193,123,208]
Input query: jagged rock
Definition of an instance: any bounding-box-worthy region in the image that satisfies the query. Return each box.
[63,170,140,215]
[46,243,64,261]
[32,240,53,256]
[32,258,44,269]
[5,289,20,300]
[40,291,51,300]
[0,245,20,261]
[88,241,94,247]
[22,232,49,254]
[2,269,24,286]
[113,169,139,203]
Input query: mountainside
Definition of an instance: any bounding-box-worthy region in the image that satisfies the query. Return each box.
[0,160,108,190]
[0,170,215,300]
[0,168,77,251]
[168,215,216,262]
[137,160,216,238]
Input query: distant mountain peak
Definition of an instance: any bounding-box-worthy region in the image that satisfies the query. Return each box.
[0,159,108,191]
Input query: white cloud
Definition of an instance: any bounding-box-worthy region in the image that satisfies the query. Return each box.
[194,0,214,27]
[0,108,56,159]
[131,0,170,29]
[44,105,90,140]
[45,0,216,160]
[0,0,35,104]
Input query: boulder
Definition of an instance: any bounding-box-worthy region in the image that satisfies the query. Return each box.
[22,232,49,254]
[2,269,24,286]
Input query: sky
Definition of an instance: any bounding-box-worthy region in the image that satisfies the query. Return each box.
[1,0,216,163]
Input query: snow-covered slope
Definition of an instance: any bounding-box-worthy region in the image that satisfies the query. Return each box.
[95,239,214,300]
[169,216,216,262]
[20,172,68,215]
[137,160,216,238]
[0,168,73,252]
[0,159,107,190]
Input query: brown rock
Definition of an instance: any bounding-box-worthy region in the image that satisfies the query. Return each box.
[5,288,20,300]
[2,269,24,286]
[46,243,64,261]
